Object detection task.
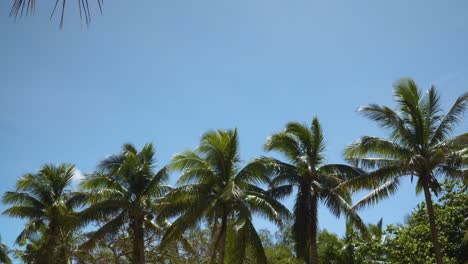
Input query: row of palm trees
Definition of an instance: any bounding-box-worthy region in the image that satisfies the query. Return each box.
[2,78,467,264]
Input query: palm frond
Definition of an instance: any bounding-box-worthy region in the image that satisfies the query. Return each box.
[159,200,208,250]
[264,132,303,165]
[2,205,44,219]
[199,129,240,178]
[169,151,210,172]
[81,212,126,250]
[15,220,45,244]
[438,133,468,150]
[341,164,404,192]
[430,92,468,145]
[65,192,88,209]
[266,184,294,200]
[437,166,467,184]
[309,117,326,166]
[265,158,300,186]
[78,200,124,226]
[2,192,43,208]
[176,167,216,186]
[243,192,290,225]
[142,167,169,197]
[244,219,268,264]
[351,177,400,211]
[393,78,427,146]
[344,137,410,168]
[285,122,314,153]
[358,104,415,144]
[80,172,126,193]
[235,159,271,185]
[422,86,443,140]
[318,164,366,181]
[98,154,125,172]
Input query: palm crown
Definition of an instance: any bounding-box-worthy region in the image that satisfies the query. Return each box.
[344,78,468,264]
[264,117,366,264]
[2,164,84,263]
[80,143,171,264]
[160,129,289,264]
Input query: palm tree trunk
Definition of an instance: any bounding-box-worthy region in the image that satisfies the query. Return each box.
[209,210,228,264]
[45,224,60,263]
[218,210,228,264]
[210,217,220,263]
[309,194,318,264]
[423,184,443,264]
[209,218,219,261]
[132,216,145,264]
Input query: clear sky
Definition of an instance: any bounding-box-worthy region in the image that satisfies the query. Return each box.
[1,0,467,252]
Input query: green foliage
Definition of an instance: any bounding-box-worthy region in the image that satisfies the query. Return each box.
[344,80,467,206]
[344,80,468,263]
[80,143,172,264]
[255,228,300,264]
[0,235,12,264]
[317,229,344,264]
[2,164,84,263]
[382,180,468,264]
[161,129,289,264]
[1,79,466,263]
[264,117,366,264]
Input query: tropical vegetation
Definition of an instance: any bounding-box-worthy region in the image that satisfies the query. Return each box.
[1,79,466,263]
[263,117,366,264]
[79,143,173,263]
[160,129,289,264]
[344,78,468,264]
[0,235,12,264]
[2,164,84,263]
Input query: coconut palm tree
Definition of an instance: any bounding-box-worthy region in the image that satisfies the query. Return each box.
[159,129,290,264]
[344,78,468,264]
[0,235,12,264]
[80,143,172,264]
[2,163,85,264]
[264,117,366,264]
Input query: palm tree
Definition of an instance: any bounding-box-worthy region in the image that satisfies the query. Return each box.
[0,235,12,264]
[2,163,85,264]
[344,78,468,264]
[264,117,366,264]
[159,129,290,264]
[80,143,171,264]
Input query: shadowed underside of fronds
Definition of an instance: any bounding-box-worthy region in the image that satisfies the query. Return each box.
[10,0,103,27]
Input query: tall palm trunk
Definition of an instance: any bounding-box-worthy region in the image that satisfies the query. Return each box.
[209,209,228,264]
[217,209,228,264]
[45,223,60,264]
[423,184,443,264]
[309,194,318,264]
[209,218,220,263]
[295,184,311,263]
[61,238,70,264]
[132,216,145,264]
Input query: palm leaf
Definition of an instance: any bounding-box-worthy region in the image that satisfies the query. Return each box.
[351,177,400,211]
[430,92,468,145]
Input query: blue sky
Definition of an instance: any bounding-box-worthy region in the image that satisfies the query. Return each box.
[1,0,467,251]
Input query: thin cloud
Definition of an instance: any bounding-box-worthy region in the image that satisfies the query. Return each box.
[72,169,85,183]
